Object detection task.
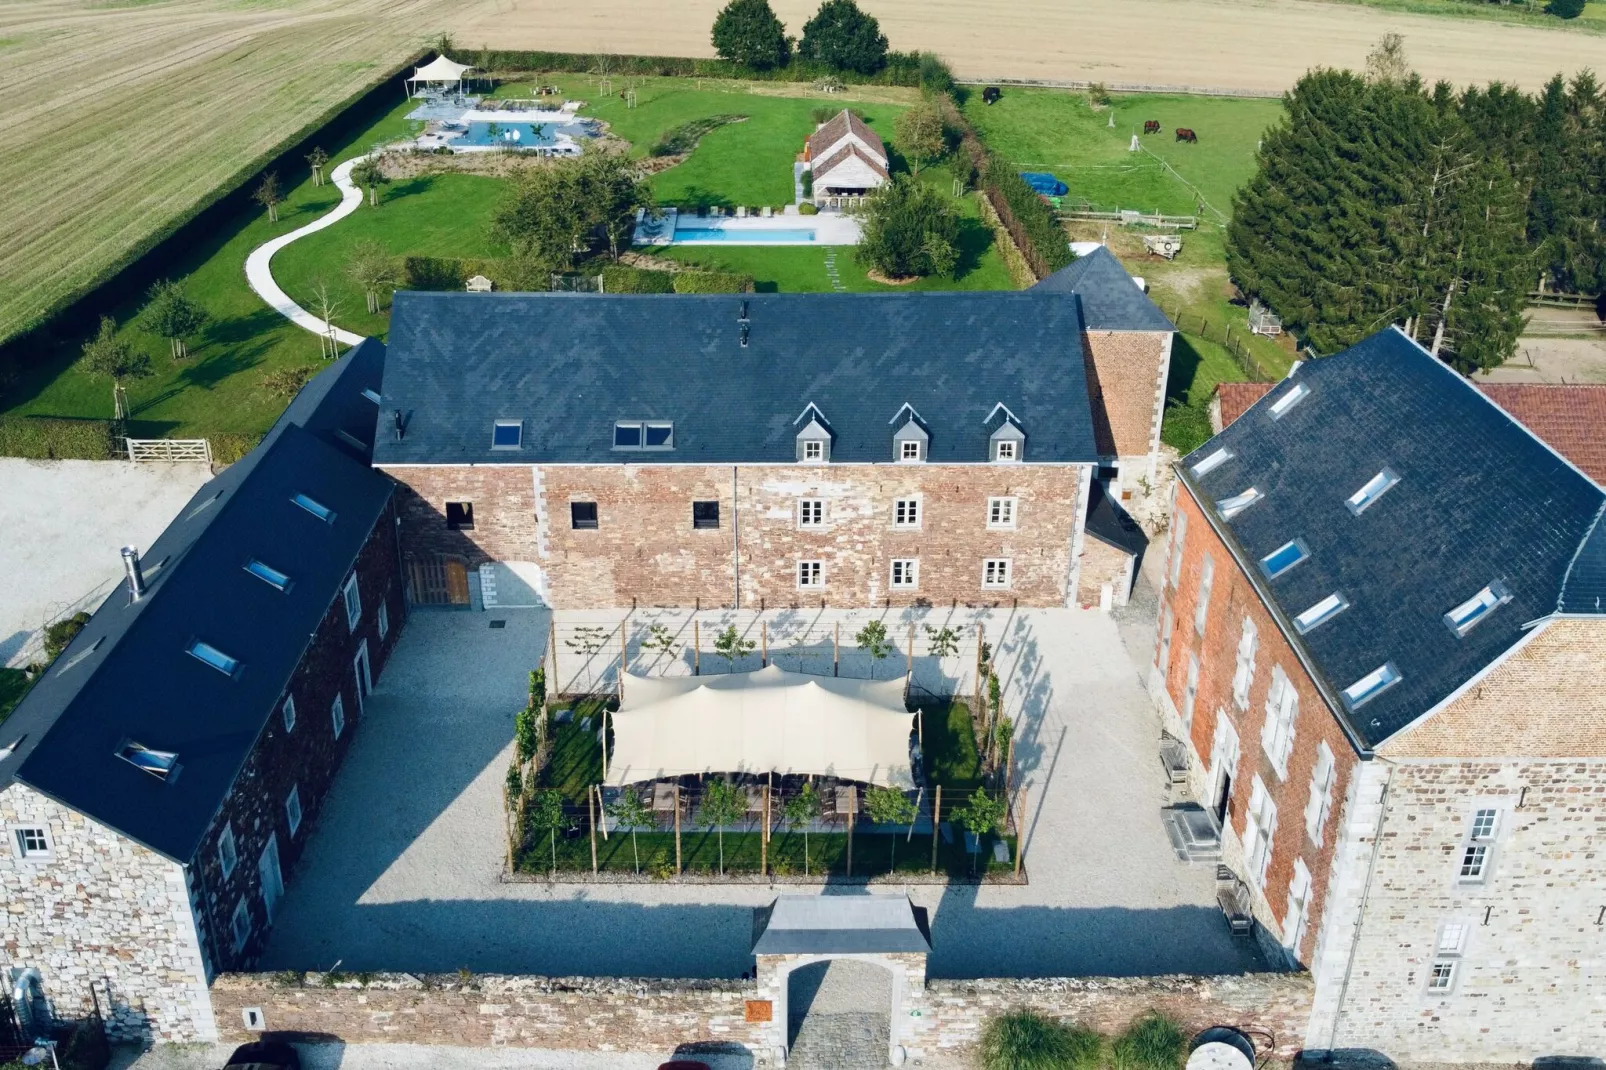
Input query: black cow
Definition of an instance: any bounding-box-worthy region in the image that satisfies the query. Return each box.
[1143,120,1160,135]
[1175,127,1198,143]
[982,86,1001,105]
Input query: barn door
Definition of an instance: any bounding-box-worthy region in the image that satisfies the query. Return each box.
[445,559,470,605]
[407,556,472,606]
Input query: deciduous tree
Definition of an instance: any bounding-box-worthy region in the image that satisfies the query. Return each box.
[711,0,791,70]
[782,781,821,875]
[698,778,745,876]
[79,316,151,419]
[895,100,948,174]
[253,172,282,223]
[863,786,916,868]
[345,240,399,314]
[798,0,887,75]
[138,279,209,360]
[856,174,960,279]
[607,790,653,874]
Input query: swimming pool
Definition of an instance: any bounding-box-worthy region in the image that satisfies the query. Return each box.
[672,227,818,243]
[458,121,563,147]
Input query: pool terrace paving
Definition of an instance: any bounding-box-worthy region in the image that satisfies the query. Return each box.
[261,603,1267,979]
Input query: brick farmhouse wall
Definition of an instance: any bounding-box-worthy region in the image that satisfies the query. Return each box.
[211,969,1311,1061]
[1074,534,1135,609]
[1081,330,1171,472]
[1152,484,1361,966]
[384,463,1090,610]
[191,499,406,975]
[0,784,214,1042]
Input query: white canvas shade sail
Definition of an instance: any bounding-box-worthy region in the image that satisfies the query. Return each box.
[605,664,916,788]
[408,56,475,84]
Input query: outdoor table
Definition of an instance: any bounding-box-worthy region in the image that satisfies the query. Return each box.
[835,786,857,815]
[652,782,677,813]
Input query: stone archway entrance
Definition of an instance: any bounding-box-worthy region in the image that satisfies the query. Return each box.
[786,958,894,1069]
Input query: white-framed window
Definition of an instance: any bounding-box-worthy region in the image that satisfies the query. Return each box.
[1342,662,1401,711]
[218,824,238,878]
[1427,920,1468,993]
[1426,960,1457,992]
[231,897,252,953]
[1191,448,1232,477]
[898,439,923,462]
[281,694,297,734]
[893,497,921,529]
[286,785,303,836]
[1231,617,1258,710]
[331,693,346,739]
[982,558,1012,589]
[1182,653,1200,729]
[11,826,52,861]
[377,601,389,640]
[797,560,824,588]
[1444,580,1512,638]
[1195,554,1214,633]
[890,559,919,589]
[802,438,826,463]
[1261,665,1299,779]
[1457,806,1499,882]
[993,439,1018,462]
[1304,741,1336,846]
[1285,858,1312,955]
[1244,775,1278,887]
[1167,509,1188,588]
[987,496,1017,530]
[1157,607,1175,676]
[342,573,362,631]
[1347,468,1399,515]
[798,499,826,529]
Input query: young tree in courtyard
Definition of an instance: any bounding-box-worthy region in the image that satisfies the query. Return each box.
[608,789,654,874]
[79,316,151,420]
[923,624,960,660]
[345,240,400,314]
[698,778,746,876]
[138,279,209,361]
[253,171,282,223]
[856,174,960,279]
[854,619,891,678]
[895,100,948,175]
[351,158,389,207]
[528,789,568,877]
[305,147,329,187]
[798,0,888,75]
[955,788,1008,875]
[712,624,756,670]
[783,781,821,876]
[711,0,791,71]
[863,785,917,870]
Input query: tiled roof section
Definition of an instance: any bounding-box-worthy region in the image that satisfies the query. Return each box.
[813,142,889,182]
[0,344,393,863]
[1031,247,1175,332]
[376,290,1099,466]
[1085,481,1148,556]
[1215,382,1275,429]
[807,109,886,161]
[1477,384,1606,485]
[1181,328,1606,749]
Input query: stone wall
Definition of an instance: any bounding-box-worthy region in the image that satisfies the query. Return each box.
[211,969,1311,1061]
[386,462,1090,610]
[1074,533,1135,610]
[1081,330,1171,472]
[191,500,406,975]
[0,784,214,1043]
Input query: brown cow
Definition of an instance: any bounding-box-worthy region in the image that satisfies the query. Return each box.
[1143,120,1160,134]
[1175,128,1198,143]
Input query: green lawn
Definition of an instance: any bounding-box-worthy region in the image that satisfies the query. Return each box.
[542,697,614,803]
[920,700,985,789]
[962,88,1282,221]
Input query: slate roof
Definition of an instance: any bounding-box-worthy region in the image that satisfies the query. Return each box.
[375,291,1100,466]
[1031,246,1175,332]
[807,109,885,163]
[1179,328,1606,749]
[752,894,931,955]
[0,341,393,863]
[1085,481,1148,557]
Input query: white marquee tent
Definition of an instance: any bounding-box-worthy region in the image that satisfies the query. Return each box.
[407,55,476,95]
[605,665,916,788]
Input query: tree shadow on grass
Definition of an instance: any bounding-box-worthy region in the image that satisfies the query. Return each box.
[385,175,435,201]
[950,217,993,282]
[661,186,734,212]
[205,307,284,348]
[176,340,271,392]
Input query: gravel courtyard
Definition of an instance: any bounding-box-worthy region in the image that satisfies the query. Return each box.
[262,600,1265,980]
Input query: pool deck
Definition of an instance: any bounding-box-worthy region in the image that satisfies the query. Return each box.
[634,207,862,247]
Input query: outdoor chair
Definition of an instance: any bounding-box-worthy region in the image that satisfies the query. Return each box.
[1216,865,1254,936]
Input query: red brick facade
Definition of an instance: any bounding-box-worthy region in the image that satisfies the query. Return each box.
[383,462,1090,610]
[1153,484,1360,965]
[1081,331,1170,466]
[190,498,406,973]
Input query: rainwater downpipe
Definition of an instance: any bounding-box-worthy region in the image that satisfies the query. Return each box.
[732,466,741,610]
[1326,760,1395,1058]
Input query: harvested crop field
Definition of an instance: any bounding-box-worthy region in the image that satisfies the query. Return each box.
[447,0,1605,94]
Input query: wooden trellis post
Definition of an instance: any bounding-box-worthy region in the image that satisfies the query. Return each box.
[550,625,560,696]
[596,784,609,840]
[674,784,682,874]
[602,708,610,781]
[975,623,985,706]
[930,785,942,874]
[761,620,768,667]
[906,623,914,677]
[761,779,770,876]
[618,623,626,699]
[1014,786,1028,877]
[1004,737,1014,797]
[833,623,840,677]
[589,785,598,874]
[846,788,855,877]
[694,620,701,675]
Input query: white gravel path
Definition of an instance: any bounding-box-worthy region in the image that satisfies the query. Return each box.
[262,606,1263,980]
[243,155,370,347]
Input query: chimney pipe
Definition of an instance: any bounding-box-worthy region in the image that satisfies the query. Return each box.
[393,410,405,441]
[121,545,146,601]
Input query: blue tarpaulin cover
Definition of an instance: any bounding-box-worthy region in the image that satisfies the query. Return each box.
[1020,171,1068,196]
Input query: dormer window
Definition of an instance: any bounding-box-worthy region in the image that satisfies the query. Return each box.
[1444,580,1511,637]
[994,440,1016,461]
[491,420,523,450]
[989,420,1025,463]
[892,416,928,463]
[796,417,832,464]
[1191,448,1232,477]
[1260,539,1309,579]
[900,440,923,461]
[1293,593,1349,634]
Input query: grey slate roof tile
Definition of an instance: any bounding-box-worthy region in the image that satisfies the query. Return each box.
[1031,246,1176,332]
[1180,327,1604,748]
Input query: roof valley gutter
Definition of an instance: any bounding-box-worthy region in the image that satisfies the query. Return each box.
[1175,466,1374,757]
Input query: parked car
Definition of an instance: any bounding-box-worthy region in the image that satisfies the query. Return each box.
[222,1041,302,1070]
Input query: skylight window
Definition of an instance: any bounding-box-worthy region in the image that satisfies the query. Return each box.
[244,559,292,591]
[614,422,674,450]
[1346,468,1399,515]
[118,741,179,782]
[1217,487,1262,520]
[1260,539,1309,579]
[1191,448,1233,477]
[361,388,382,404]
[188,640,240,677]
[291,493,335,523]
[1293,593,1349,634]
[1342,662,1402,710]
[491,420,523,450]
[1269,382,1310,419]
[1444,580,1512,637]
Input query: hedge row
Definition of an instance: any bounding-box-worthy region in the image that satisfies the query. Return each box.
[211,433,262,466]
[981,156,1074,280]
[670,271,753,294]
[600,265,674,293]
[446,47,938,87]
[0,417,118,460]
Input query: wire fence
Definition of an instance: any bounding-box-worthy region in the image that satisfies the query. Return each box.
[1165,304,1276,382]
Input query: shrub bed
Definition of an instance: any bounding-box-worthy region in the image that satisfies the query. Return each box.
[0,416,117,460]
[210,432,262,466]
[648,115,747,157]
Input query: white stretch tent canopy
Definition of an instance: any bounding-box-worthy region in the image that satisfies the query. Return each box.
[408,55,475,87]
[606,665,916,788]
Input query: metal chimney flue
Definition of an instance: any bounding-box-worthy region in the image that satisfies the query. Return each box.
[121,545,146,601]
